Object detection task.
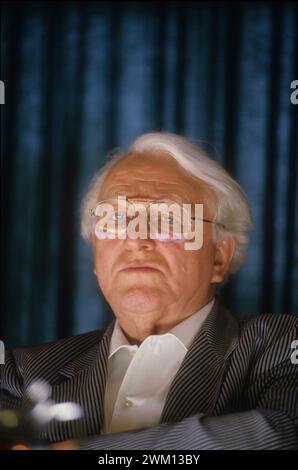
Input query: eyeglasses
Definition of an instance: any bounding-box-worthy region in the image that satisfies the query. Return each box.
[90,196,227,242]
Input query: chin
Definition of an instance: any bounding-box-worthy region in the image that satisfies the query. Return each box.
[116,288,163,313]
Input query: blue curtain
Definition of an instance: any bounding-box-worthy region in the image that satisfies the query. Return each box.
[1,1,297,349]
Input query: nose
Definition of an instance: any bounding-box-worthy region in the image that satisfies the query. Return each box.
[123,235,156,252]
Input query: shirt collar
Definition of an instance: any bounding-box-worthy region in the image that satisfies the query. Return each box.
[109,298,215,358]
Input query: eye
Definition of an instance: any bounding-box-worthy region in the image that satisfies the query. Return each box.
[161,214,175,224]
[111,211,126,222]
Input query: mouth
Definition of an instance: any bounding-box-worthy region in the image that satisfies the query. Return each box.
[120,262,161,272]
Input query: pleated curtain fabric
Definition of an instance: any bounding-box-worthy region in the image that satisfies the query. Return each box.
[1,1,297,348]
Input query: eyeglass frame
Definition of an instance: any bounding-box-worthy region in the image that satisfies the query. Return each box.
[89,195,228,234]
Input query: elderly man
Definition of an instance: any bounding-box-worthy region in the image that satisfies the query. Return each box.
[1,132,297,449]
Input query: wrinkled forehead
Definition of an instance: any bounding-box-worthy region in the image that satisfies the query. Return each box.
[99,152,215,208]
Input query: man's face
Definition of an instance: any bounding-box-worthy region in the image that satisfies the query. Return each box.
[92,152,228,330]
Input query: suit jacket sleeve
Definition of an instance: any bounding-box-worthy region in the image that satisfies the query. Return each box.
[0,349,24,410]
[78,322,298,450]
[78,409,297,450]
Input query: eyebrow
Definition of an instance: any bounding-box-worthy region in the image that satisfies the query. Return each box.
[104,193,196,205]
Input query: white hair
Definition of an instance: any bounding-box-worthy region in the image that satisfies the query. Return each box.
[81,132,253,275]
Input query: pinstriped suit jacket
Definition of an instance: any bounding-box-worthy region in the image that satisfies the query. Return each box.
[1,301,298,449]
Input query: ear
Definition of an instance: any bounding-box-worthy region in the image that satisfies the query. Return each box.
[211,237,236,284]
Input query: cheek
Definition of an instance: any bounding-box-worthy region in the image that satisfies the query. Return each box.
[158,244,192,280]
[162,239,215,281]
[94,241,116,275]
[191,239,216,280]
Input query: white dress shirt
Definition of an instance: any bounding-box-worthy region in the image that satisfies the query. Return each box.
[103,298,215,434]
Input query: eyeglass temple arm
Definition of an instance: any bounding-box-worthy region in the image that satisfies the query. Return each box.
[192,217,227,230]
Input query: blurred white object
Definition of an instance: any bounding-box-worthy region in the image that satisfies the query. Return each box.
[27,380,83,424]
[31,401,54,425]
[50,403,83,421]
[27,380,51,403]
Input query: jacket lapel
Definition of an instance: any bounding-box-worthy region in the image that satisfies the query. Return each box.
[160,300,240,423]
[44,321,115,442]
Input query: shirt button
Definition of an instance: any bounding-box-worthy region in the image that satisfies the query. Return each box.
[124,399,133,408]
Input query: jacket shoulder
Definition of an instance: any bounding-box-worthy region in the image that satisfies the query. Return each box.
[233,312,298,365]
[12,329,105,373]
[237,312,297,339]
[15,329,104,353]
